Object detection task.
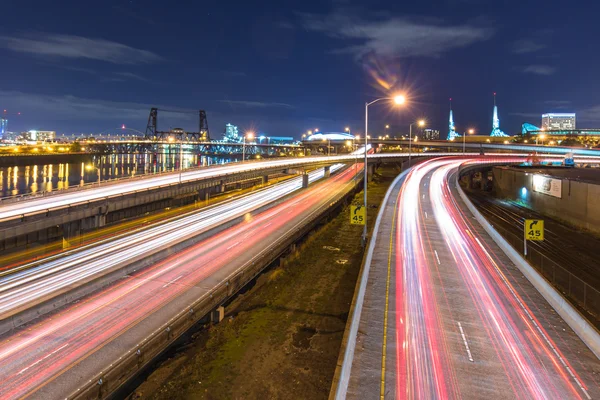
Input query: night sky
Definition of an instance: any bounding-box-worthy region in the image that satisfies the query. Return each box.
[1,0,599,138]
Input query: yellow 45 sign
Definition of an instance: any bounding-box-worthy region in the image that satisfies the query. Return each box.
[525,219,544,241]
[350,205,366,225]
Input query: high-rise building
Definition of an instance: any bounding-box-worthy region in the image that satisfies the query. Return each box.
[23,130,56,142]
[422,129,440,140]
[541,113,576,130]
[223,123,241,142]
[0,117,7,140]
[447,99,460,141]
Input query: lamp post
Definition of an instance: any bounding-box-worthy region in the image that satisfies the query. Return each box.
[409,119,425,167]
[537,133,546,146]
[242,132,254,162]
[322,137,331,156]
[363,94,406,246]
[463,128,474,154]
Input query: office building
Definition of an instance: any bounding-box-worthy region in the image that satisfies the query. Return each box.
[223,123,241,142]
[542,113,576,131]
[422,129,440,140]
[0,117,7,140]
[23,130,56,142]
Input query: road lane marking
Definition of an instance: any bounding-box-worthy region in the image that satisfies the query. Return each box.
[162,275,183,288]
[434,249,441,265]
[18,343,69,375]
[226,241,240,250]
[425,211,428,219]
[381,191,400,400]
[474,237,591,400]
[457,322,474,362]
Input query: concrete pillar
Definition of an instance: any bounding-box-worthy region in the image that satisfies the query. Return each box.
[219,180,226,193]
[324,166,331,178]
[95,214,106,228]
[302,173,309,188]
[367,164,375,181]
[212,306,225,323]
[262,175,268,184]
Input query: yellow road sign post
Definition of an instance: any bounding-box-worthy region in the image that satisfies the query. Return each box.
[350,205,366,226]
[524,219,544,256]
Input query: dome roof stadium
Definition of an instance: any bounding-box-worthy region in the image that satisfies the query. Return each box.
[306,132,354,141]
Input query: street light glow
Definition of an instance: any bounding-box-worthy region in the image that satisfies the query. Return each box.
[418,120,425,127]
[246,132,254,139]
[393,94,406,105]
[468,128,474,134]
[345,127,350,132]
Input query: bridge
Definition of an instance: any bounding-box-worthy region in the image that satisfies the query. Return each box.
[0,148,599,399]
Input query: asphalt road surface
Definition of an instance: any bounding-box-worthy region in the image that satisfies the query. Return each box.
[0,165,357,399]
[347,157,600,400]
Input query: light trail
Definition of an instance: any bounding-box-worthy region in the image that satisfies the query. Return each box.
[389,157,598,399]
[0,164,344,321]
[0,163,359,399]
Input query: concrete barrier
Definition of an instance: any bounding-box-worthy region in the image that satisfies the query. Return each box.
[455,168,600,360]
[331,168,411,400]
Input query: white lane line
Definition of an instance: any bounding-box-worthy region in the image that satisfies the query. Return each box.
[264,222,272,227]
[226,241,240,250]
[18,343,70,375]
[162,275,183,288]
[425,211,428,219]
[457,322,474,362]
[474,237,591,400]
[434,250,441,265]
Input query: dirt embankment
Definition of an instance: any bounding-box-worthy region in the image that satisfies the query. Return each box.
[130,166,398,400]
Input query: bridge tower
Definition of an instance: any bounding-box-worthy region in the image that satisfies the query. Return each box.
[490,93,508,137]
[447,98,460,141]
[144,108,210,141]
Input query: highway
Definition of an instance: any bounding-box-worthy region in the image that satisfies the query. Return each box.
[0,164,344,327]
[342,157,600,399]
[0,150,591,223]
[0,163,359,399]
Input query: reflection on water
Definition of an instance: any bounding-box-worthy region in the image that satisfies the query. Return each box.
[0,153,234,198]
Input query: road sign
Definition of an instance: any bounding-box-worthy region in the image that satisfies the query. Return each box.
[525,219,544,241]
[350,205,366,225]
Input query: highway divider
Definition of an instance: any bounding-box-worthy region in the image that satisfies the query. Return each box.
[455,165,600,360]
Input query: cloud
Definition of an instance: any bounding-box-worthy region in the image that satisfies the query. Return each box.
[114,72,148,81]
[300,10,493,59]
[218,100,295,109]
[521,65,556,75]
[512,39,546,54]
[577,105,600,124]
[0,90,196,123]
[0,33,161,64]
[509,112,541,119]
[544,100,571,106]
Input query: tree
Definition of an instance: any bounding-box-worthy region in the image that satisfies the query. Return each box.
[70,141,82,152]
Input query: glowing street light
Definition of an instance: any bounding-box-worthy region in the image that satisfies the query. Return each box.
[463,128,475,154]
[242,131,254,162]
[363,92,407,245]
[322,137,331,156]
[409,119,426,165]
[345,127,350,132]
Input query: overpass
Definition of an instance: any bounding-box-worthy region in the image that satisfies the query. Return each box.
[1,148,599,252]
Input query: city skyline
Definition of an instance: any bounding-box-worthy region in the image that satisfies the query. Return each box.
[1,0,599,137]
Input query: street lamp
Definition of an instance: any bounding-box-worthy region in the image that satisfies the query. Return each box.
[345,127,350,132]
[463,128,475,154]
[243,132,254,162]
[537,133,546,146]
[363,93,406,245]
[409,119,425,167]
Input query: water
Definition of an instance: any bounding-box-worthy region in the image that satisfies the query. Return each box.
[0,153,235,198]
